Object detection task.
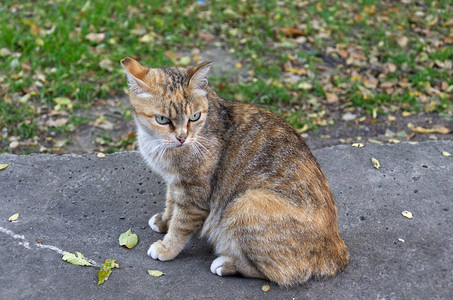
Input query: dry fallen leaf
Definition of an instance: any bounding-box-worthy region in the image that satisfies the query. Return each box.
[411,126,450,134]
[325,93,339,103]
[98,259,119,285]
[401,111,413,117]
[9,213,19,222]
[178,56,191,66]
[139,33,155,43]
[442,151,452,157]
[62,251,95,267]
[97,153,106,158]
[198,30,215,42]
[298,82,312,90]
[0,163,10,171]
[402,211,414,219]
[119,228,138,249]
[371,158,380,169]
[148,270,165,277]
[262,284,271,292]
[85,32,105,43]
[99,58,114,72]
[297,124,311,133]
[397,36,409,47]
[278,27,305,38]
[352,143,364,148]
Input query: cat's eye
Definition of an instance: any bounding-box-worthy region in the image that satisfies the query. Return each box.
[189,112,201,122]
[155,116,171,125]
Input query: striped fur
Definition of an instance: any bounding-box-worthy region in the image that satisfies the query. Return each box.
[121,57,349,286]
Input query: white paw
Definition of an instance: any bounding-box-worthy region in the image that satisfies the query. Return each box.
[147,243,159,259]
[210,256,229,276]
[148,214,161,233]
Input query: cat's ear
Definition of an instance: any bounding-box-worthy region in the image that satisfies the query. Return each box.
[187,61,212,90]
[120,57,151,98]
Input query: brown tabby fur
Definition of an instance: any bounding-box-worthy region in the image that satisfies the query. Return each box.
[120,57,349,286]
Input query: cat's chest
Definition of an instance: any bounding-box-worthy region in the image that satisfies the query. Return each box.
[138,140,196,184]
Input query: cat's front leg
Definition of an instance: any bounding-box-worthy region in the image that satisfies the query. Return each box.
[149,185,175,233]
[147,203,207,261]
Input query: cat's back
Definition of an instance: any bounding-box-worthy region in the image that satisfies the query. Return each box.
[209,94,326,206]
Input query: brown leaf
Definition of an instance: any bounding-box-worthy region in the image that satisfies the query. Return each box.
[198,30,215,42]
[411,125,451,134]
[397,36,409,47]
[386,63,397,73]
[337,49,348,59]
[325,93,339,103]
[380,81,395,89]
[164,50,182,62]
[445,34,453,45]
[364,76,378,89]
[278,27,305,38]
[47,118,69,127]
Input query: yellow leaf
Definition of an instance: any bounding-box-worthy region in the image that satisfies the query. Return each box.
[139,33,154,43]
[9,213,19,222]
[442,151,452,157]
[148,270,165,277]
[234,62,242,69]
[119,228,138,248]
[402,211,414,219]
[368,139,383,145]
[316,2,322,12]
[98,259,119,285]
[371,158,380,169]
[262,284,270,292]
[401,111,413,117]
[350,74,362,82]
[97,153,106,158]
[409,141,418,145]
[0,163,10,171]
[35,37,44,46]
[178,56,191,66]
[62,251,95,267]
[18,94,31,103]
[387,115,396,122]
[352,143,364,148]
[411,126,450,134]
[297,123,311,133]
[388,138,400,144]
[298,82,312,90]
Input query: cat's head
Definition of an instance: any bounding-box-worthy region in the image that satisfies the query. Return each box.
[120,57,211,149]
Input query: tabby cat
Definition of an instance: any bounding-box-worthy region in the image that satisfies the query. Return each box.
[121,57,348,286]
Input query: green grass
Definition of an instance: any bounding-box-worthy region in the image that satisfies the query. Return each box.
[0,0,452,153]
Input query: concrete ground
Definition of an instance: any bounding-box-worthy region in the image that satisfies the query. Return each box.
[1,141,452,300]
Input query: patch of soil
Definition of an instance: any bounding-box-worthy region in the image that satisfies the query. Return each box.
[304,112,453,150]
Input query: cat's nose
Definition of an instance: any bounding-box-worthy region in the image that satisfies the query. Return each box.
[176,135,187,144]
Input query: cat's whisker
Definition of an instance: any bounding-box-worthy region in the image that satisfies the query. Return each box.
[195,140,211,156]
[192,142,203,159]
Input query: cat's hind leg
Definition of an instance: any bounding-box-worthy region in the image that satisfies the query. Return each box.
[210,255,264,279]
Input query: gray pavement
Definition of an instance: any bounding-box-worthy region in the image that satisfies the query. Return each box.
[1,141,452,300]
